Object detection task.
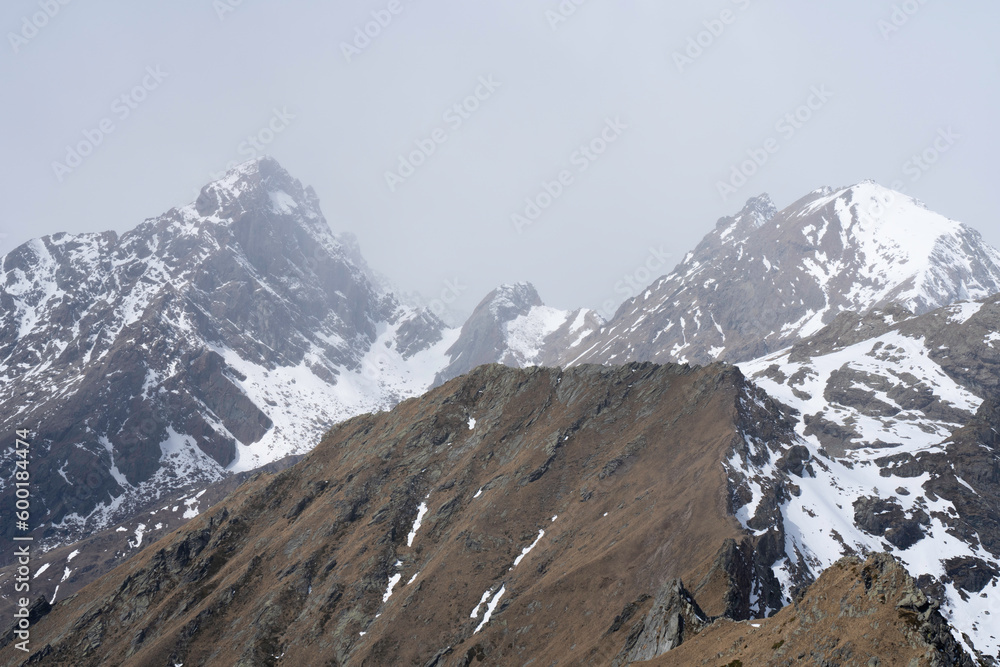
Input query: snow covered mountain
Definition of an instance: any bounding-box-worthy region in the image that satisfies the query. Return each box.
[0,157,457,549]
[432,282,602,386]
[0,160,601,553]
[732,294,1000,660]
[6,165,1000,660]
[560,182,1000,367]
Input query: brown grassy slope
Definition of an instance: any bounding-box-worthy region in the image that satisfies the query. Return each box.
[0,455,302,623]
[2,362,760,666]
[636,553,974,667]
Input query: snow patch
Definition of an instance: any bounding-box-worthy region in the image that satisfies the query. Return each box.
[406,500,429,547]
[473,585,506,634]
[382,573,402,603]
[504,305,570,366]
[511,529,544,569]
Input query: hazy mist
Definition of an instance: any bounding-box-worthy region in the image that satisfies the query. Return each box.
[2,0,998,320]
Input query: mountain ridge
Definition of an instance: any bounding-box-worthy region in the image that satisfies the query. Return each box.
[5,160,1000,661]
[0,362,808,666]
[555,181,1000,368]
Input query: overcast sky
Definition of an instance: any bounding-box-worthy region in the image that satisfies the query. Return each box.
[2,1,998,321]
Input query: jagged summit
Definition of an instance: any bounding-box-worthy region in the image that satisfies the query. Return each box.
[184,156,343,254]
[0,159,452,550]
[743,193,776,221]
[433,282,601,385]
[558,183,1000,367]
[483,282,543,318]
[195,157,309,214]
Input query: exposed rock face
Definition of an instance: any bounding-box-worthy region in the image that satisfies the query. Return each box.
[0,363,808,666]
[0,157,450,551]
[638,553,975,667]
[433,283,543,384]
[611,579,707,665]
[558,183,1000,367]
[853,496,929,550]
[433,282,600,386]
[740,293,1000,660]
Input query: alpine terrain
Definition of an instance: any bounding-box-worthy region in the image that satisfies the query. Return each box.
[0,363,981,666]
[736,294,1000,659]
[3,161,1000,664]
[0,157,455,552]
[557,182,1000,367]
[6,361,973,666]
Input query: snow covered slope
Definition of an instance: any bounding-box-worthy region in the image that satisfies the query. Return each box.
[735,295,1000,661]
[0,157,456,550]
[433,282,602,385]
[561,183,1000,367]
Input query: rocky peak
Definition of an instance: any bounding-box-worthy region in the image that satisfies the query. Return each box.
[433,282,550,384]
[195,157,312,219]
[713,193,777,239]
[557,182,1000,368]
[483,282,544,320]
[642,553,975,666]
[742,192,777,222]
[700,194,777,257]
[0,158,450,551]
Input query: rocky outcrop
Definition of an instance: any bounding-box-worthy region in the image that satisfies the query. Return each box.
[637,553,975,667]
[853,495,929,550]
[611,579,707,665]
